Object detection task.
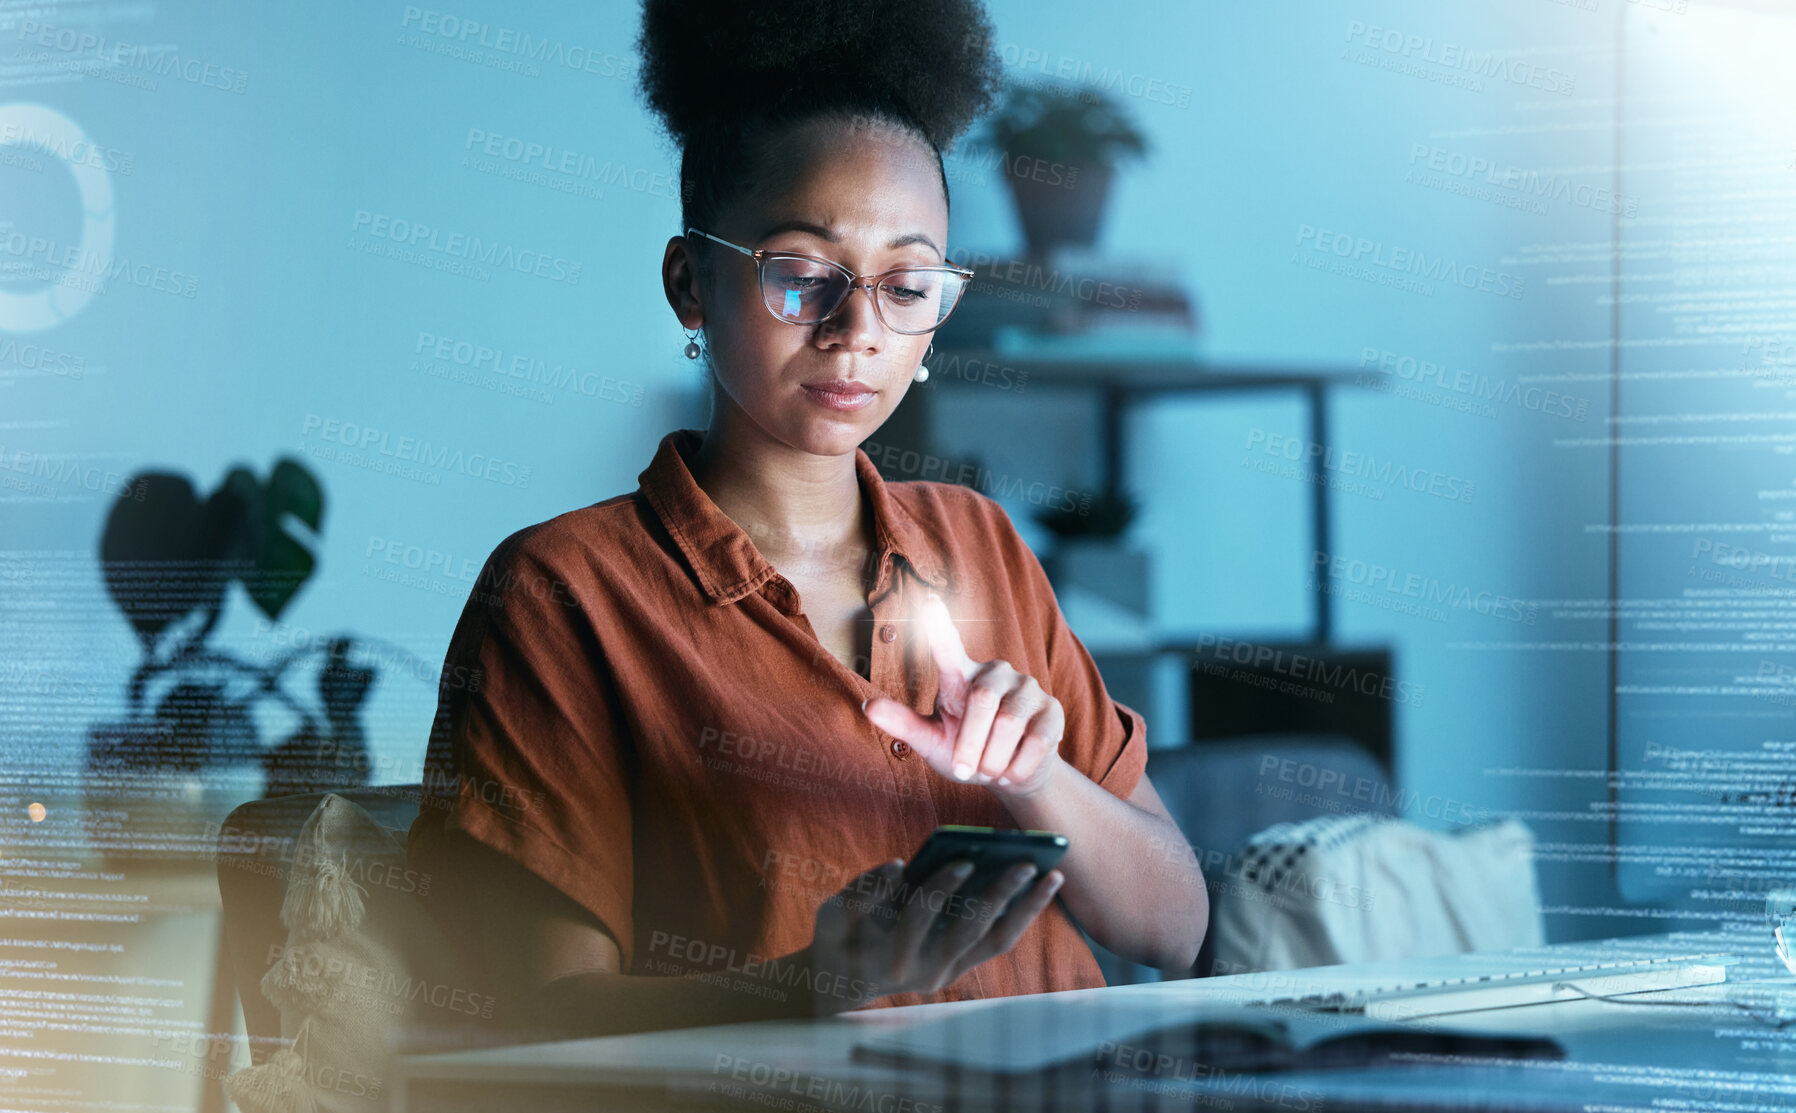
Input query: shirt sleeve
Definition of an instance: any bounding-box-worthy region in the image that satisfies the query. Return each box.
[416,531,638,966]
[987,501,1149,802]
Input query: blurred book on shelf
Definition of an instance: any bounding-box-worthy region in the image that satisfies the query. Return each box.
[938,246,1198,356]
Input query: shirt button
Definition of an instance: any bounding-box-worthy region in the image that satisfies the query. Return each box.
[891,739,910,759]
[879,624,897,643]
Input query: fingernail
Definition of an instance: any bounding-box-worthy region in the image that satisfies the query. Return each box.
[953,763,973,781]
[952,861,974,876]
[860,698,870,713]
[996,776,1010,786]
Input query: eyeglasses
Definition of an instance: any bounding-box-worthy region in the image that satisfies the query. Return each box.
[685,227,975,336]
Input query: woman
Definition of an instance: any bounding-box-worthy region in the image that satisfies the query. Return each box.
[407,0,1207,1040]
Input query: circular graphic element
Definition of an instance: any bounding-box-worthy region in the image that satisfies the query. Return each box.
[0,103,115,332]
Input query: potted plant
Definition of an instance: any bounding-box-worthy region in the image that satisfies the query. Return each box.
[83,458,386,862]
[974,80,1151,258]
[1034,488,1151,617]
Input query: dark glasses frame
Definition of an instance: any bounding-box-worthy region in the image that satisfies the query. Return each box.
[685,227,976,336]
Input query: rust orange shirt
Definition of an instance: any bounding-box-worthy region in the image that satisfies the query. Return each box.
[408,427,1149,1011]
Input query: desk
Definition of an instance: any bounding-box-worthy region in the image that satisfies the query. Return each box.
[393,930,1796,1112]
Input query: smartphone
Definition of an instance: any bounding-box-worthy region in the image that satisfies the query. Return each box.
[898,825,1069,920]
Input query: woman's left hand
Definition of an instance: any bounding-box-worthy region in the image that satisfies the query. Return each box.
[861,593,1065,799]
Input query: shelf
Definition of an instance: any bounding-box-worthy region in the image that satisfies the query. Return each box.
[932,351,1382,396]
[928,348,1388,645]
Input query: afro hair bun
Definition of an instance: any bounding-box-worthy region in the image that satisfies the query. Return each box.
[635,0,1006,154]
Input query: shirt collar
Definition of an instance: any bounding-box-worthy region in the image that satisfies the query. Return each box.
[638,428,950,606]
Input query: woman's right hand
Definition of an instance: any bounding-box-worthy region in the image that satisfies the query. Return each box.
[802,856,1065,1013]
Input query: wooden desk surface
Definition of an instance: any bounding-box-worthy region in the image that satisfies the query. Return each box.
[393,931,1796,1113]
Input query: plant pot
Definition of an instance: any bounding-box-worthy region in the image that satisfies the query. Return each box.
[1004,159,1114,258]
[82,720,266,866]
[1041,540,1150,617]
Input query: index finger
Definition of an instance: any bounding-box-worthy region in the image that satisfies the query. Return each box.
[921,593,977,683]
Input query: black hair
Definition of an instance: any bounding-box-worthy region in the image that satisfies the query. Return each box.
[635,0,1006,238]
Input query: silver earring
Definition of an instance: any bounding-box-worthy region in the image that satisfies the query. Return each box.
[914,341,934,383]
[683,328,702,360]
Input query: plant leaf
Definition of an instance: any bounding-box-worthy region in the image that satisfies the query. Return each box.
[267,456,324,532]
[245,528,316,621]
[98,473,230,654]
[229,458,324,621]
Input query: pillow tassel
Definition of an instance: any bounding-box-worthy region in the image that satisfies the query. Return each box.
[281,808,368,941]
[259,944,333,1014]
[223,1017,317,1113]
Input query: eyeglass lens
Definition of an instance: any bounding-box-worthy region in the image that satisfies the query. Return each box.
[761,256,965,334]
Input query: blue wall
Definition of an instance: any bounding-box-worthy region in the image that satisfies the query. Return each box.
[936,0,1632,938]
[5,0,1661,939]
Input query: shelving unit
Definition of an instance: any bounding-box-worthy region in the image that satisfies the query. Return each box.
[930,351,1381,645]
